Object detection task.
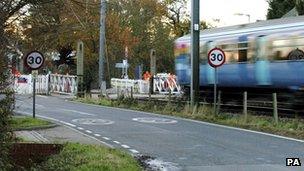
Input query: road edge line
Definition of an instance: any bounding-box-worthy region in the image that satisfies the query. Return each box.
[14,110,114,147]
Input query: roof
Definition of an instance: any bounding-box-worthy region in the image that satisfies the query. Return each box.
[177,16,304,43]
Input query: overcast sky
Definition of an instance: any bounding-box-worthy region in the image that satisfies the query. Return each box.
[187,0,269,27]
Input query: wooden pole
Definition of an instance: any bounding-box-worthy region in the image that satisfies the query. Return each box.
[217,90,221,115]
[243,91,248,122]
[273,93,278,124]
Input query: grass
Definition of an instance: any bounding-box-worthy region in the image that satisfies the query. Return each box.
[10,116,52,130]
[75,97,304,140]
[32,143,141,171]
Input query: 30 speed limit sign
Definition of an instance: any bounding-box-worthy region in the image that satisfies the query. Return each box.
[24,51,45,70]
[208,47,226,68]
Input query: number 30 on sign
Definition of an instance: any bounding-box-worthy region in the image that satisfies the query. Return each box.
[208,47,226,68]
[24,51,45,70]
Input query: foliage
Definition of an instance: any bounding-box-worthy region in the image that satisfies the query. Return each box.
[20,0,203,91]
[32,143,141,171]
[10,116,52,130]
[0,62,14,170]
[267,0,304,19]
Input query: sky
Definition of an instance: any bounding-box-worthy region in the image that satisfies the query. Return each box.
[186,0,269,27]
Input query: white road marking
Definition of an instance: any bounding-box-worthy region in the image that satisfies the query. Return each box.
[77,127,84,130]
[94,134,101,137]
[13,110,113,148]
[72,118,114,125]
[102,137,110,140]
[129,149,139,154]
[113,141,121,144]
[132,117,177,124]
[71,102,304,143]
[85,130,92,134]
[37,95,48,98]
[121,145,130,149]
[61,109,96,116]
[59,121,76,127]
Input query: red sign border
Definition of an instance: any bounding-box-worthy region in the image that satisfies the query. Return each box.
[24,50,45,70]
[208,47,226,68]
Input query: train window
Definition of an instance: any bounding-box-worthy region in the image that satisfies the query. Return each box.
[238,41,248,62]
[287,48,304,60]
[273,37,304,60]
[218,43,238,63]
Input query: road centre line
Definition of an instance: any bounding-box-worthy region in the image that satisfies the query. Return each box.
[60,109,96,116]
[71,101,304,143]
[94,134,101,137]
[77,127,84,130]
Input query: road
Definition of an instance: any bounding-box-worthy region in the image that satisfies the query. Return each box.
[15,95,304,171]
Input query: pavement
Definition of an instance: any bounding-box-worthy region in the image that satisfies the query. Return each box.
[14,125,105,145]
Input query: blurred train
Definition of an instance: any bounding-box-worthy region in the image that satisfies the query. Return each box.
[174,16,304,96]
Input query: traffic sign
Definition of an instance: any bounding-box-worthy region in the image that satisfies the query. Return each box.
[208,47,226,68]
[24,51,45,70]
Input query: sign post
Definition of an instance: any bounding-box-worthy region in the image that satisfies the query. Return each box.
[208,48,226,115]
[24,51,45,118]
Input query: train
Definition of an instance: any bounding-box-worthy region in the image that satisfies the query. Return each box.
[174,16,304,96]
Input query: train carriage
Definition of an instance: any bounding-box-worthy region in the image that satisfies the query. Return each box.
[174,16,304,93]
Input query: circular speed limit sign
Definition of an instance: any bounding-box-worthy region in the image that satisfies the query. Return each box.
[208,47,226,68]
[24,51,45,70]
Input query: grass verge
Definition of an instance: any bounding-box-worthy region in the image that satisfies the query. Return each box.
[32,143,141,171]
[75,97,304,140]
[10,116,53,131]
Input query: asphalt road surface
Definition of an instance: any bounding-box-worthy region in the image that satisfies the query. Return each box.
[15,95,304,171]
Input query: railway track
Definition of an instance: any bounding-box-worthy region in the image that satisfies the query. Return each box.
[133,91,301,118]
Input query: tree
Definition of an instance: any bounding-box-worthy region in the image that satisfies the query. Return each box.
[267,0,304,19]
[0,1,42,168]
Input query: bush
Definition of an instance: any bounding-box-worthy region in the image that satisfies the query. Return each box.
[0,61,14,170]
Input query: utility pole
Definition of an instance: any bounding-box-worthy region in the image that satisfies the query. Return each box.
[99,0,106,96]
[191,0,200,108]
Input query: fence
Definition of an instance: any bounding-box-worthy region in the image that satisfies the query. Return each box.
[111,78,149,94]
[14,74,78,96]
[110,73,181,95]
[49,74,77,95]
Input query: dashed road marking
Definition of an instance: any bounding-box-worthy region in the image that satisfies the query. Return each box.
[129,149,139,154]
[94,134,101,137]
[61,109,96,116]
[37,95,48,98]
[132,117,177,124]
[72,118,114,125]
[121,145,130,149]
[85,130,92,134]
[113,141,121,144]
[13,110,113,148]
[77,127,84,130]
[103,137,110,140]
[60,121,76,127]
